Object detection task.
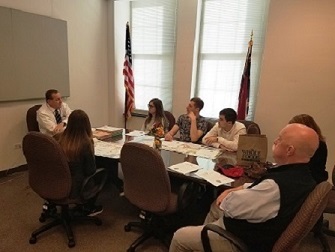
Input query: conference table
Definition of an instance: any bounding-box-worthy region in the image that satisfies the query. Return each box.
[93,128,254,190]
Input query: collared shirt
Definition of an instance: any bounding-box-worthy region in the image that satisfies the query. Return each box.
[202,121,246,151]
[37,102,72,136]
[220,179,280,223]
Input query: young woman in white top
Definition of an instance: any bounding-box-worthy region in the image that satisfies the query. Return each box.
[141,98,169,133]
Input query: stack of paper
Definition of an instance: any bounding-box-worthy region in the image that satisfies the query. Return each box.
[95,126,123,138]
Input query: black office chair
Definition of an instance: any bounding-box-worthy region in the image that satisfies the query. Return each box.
[164,111,176,131]
[23,132,107,248]
[26,105,42,132]
[120,142,197,251]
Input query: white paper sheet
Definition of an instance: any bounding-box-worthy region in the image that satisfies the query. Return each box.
[168,161,200,175]
[195,148,221,159]
[125,130,145,137]
[194,169,234,186]
[94,140,123,159]
[129,135,155,148]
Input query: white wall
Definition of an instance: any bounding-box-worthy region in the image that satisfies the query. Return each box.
[1,0,334,179]
[0,0,109,171]
[255,0,335,175]
[118,0,335,177]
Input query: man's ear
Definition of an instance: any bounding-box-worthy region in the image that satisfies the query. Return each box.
[287,145,295,156]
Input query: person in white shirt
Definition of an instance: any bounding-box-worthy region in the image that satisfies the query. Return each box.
[202,108,246,151]
[169,123,319,252]
[37,89,72,136]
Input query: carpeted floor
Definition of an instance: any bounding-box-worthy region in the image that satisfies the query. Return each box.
[0,171,334,252]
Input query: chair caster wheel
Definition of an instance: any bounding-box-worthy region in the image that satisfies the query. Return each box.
[95,219,102,226]
[29,236,37,244]
[124,224,131,232]
[68,239,75,248]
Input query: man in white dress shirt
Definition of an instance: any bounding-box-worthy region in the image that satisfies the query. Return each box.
[202,108,246,151]
[37,89,72,136]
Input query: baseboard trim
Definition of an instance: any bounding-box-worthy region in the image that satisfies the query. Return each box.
[0,164,28,178]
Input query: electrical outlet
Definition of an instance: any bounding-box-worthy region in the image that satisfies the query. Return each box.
[14,143,22,149]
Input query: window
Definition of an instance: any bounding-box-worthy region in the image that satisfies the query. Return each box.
[194,0,269,118]
[131,0,177,111]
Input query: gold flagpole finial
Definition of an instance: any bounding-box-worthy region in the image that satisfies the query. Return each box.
[249,30,253,47]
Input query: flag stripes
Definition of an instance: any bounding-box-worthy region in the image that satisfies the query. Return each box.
[123,23,135,119]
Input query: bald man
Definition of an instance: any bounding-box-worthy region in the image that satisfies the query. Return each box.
[170,123,319,252]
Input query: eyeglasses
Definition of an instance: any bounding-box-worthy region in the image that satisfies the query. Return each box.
[148,104,154,108]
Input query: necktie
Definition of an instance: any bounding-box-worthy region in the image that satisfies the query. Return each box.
[54,109,62,124]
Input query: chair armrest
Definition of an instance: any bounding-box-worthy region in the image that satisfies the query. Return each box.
[80,168,108,201]
[201,223,249,252]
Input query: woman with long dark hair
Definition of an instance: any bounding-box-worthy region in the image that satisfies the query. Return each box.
[142,98,169,133]
[58,109,103,216]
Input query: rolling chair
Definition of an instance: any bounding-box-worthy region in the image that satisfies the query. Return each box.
[164,111,176,131]
[26,104,42,132]
[22,132,107,248]
[120,142,197,252]
[238,120,261,134]
[314,165,335,251]
[201,181,332,252]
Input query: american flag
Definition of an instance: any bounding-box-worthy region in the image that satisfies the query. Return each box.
[123,22,135,120]
[237,37,253,120]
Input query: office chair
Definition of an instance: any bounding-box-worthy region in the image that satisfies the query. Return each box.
[201,181,332,252]
[164,111,176,131]
[26,105,42,132]
[237,120,261,134]
[22,132,107,248]
[313,165,335,252]
[120,142,197,252]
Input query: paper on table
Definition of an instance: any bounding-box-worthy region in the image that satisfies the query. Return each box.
[161,140,203,155]
[161,140,180,151]
[168,161,200,175]
[196,148,221,159]
[94,140,123,159]
[96,125,123,132]
[125,130,145,137]
[130,135,154,148]
[194,169,234,187]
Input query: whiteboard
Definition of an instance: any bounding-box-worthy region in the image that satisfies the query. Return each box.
[0,7,70,102]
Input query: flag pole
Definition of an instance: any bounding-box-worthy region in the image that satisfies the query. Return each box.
[124,22,128,130]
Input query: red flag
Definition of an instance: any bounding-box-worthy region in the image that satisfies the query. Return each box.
[123,22,135,120]
[237,38,253,120]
